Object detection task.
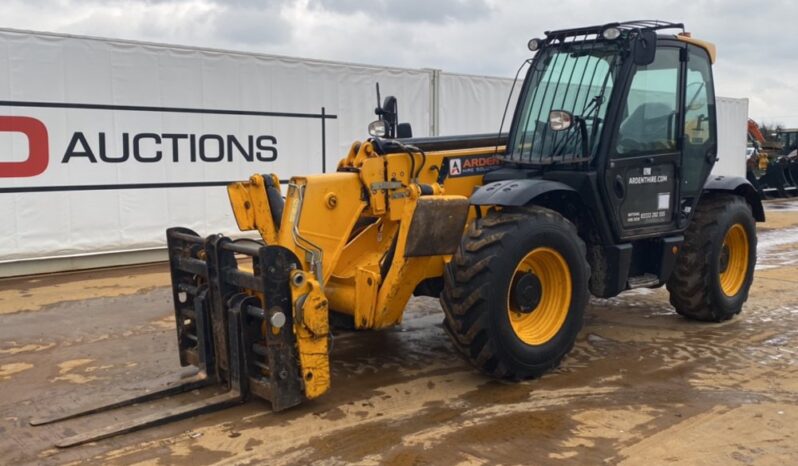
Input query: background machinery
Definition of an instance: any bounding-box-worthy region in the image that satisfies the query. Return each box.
[746,120,798,198]
[32,20,763,447]
[777,128,798,157]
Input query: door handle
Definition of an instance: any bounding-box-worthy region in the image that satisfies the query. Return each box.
[614,174,626,199]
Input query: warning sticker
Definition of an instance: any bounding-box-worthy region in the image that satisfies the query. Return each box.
[657,192,670,210]
[444,154,502,178]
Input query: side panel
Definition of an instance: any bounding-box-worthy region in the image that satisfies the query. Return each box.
[711,97,749,179]
[278,173,367,284]
[326,144,500,324]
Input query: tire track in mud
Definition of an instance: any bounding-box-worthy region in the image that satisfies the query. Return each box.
[49,281,798,465]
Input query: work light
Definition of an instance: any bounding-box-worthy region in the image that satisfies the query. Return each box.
[368,119,387,138]
[602,27,621,40]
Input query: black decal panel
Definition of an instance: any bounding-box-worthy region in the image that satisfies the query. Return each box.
[620,164,674,228]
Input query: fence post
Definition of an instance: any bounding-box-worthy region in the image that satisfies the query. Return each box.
[423,68,442,137]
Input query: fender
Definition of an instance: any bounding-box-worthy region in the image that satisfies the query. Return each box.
[703,175,765,222]
[470,179,577,206]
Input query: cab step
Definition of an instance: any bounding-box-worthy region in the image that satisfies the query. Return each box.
[627,273,660,289]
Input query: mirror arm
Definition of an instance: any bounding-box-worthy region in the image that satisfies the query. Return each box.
[577,117,590,159]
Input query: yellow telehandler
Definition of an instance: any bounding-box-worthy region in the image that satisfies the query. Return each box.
[33,21,764,447]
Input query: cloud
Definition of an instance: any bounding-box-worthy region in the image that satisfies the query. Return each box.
[211,3,291,46]
[0,0,796,125]
[307,0,493,23]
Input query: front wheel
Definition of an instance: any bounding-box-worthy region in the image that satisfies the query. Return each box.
[440,207,589,380]
[667,194,757,322]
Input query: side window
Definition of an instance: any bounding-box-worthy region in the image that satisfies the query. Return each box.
[682,46,716,196]
[615,48,680,156]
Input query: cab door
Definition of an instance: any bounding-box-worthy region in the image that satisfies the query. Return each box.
[678,44,717,224]
[603,45,683,239]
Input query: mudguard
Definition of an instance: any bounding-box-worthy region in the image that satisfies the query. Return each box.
[470,179,577,206]
[703,176,765,222]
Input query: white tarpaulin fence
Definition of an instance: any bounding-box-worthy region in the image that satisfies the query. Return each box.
[438,72,520,136]
[0,29,516,275]
[0,29,747,276]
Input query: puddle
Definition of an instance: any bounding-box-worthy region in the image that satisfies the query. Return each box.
[764,200,798,212]
[755,227,798,270]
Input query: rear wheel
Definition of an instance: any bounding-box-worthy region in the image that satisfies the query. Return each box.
[667,195,757,322]
[441,207,589,379]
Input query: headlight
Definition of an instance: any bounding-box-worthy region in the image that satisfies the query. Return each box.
[527,38,542,52]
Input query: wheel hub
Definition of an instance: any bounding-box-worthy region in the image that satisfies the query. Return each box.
[719,223,750,297]
[719,244,730,273]
[507,247,572,346]
[511,272,542,314]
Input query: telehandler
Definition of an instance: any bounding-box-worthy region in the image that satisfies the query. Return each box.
[33,20,763,447]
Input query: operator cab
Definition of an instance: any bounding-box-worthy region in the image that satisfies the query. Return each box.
[497,21,718,241]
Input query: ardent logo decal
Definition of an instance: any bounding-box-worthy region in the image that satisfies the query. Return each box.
[0,116,49,178]
[449,158,462,176]
[446,154,501,178]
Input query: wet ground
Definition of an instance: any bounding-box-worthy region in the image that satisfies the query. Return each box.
[1,200,798,465]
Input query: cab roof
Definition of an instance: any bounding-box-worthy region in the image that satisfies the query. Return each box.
[542,20,716,64]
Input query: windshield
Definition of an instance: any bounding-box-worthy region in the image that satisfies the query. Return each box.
[507,41,623,164]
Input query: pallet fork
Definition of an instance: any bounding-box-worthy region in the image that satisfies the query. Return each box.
[30,228,305,447]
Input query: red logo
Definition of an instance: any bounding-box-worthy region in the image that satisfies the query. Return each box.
[0,116,49,177]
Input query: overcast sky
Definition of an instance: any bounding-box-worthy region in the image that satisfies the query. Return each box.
[2,0,796,127]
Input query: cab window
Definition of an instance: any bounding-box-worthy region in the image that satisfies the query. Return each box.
[615,48,681,156]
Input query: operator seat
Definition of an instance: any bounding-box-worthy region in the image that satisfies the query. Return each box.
[617,102,675,154]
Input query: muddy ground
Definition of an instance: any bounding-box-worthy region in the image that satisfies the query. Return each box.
[1,200,798,465]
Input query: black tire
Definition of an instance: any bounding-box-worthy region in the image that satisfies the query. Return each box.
[667,194,757,322]
[440,207,590,380]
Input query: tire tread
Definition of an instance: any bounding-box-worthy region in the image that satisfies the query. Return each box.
[441,207,589,379]
[666,194,756,322]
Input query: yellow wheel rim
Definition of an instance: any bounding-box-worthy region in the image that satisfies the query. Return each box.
[719,224,749,297]
[507,247,572,346]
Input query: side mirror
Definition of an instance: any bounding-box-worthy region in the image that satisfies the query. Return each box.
[632,30,657,66]
[376,96,399,138]
[549,110,574,132]
[371,83,413,139]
